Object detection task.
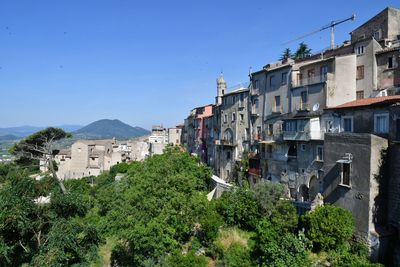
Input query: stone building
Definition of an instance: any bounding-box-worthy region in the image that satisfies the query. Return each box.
[168,126,183,146]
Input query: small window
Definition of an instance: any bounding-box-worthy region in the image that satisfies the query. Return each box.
[316,146,324,161]
[388,56,394,69]
[356,91,364,100]
[374,113,389,133]
[326,120,333,132]
[340,163,351,186]
[232,113,236,121]
[270,75,276,88]
[320,65,329,80]
[240,113,244,121]
[226,151,231,160]
[356,45,364,55]
[254,80,260,89]
[268,124,273,136]
[342,116,353,132]
[298,120,306,132]
[224,114,228,123]
[373,30,380,40]
[300,144,306,151]
[275,95,281,109]
[281,72,287,85]
[301,91,308,104]
[356,65,364,80]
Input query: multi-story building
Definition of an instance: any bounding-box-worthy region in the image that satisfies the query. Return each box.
[168,126,183,146]
[148,125,168,156]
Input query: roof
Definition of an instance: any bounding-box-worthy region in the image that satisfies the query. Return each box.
[75,139,117,145]
[330,95,400,109]
[57,149,71,156]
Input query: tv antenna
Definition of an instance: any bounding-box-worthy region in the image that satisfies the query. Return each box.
[283,14,356,49]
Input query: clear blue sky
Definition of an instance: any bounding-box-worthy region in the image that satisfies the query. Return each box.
[0,0,398,129]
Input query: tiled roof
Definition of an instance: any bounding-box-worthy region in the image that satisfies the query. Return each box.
[331,96,400,109]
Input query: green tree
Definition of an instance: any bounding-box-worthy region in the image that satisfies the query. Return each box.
[216,187,260,230]
[253,182,286,216]
[10,127,72,194]
[293,42,312,59]
[253,219,311,267]
[303,204,354,251]
[166,251,207,267]
[280,48,292,60]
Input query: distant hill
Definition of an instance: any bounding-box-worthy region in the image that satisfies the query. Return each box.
[74,119,149,140]
[0,134,20,141]
[0,125,82,138]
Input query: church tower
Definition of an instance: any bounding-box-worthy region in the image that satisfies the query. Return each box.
[216,73,227,106]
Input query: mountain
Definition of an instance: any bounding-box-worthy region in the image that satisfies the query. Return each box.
[73,119,149,140]
[0,134,20,141]
[0,125,82,137]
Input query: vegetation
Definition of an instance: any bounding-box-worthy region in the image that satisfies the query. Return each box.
[0,139,381,266]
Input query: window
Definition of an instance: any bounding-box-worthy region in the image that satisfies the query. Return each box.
[356,91,364,100]
[275,95,281,110]
[356,45,364,55]
[373,30,380,40]
[307,69,315,80]
[356,65,364,80]
[388,56,394,69]
[374,113,389,133]
[270,75,276,88]
[268,124,273,136]
[301,91,308,104]
[281,72,287,85]
[326,120,333,132]
[253,98,259,109]
[297,120,306,132]
[320,65,328,81]
[342,116,353,132]
[285,120,297,132]
[254,80,260,89]
[340,163,351,186]
[300,144,306,151]
[232,113,236,121]
[316,146,324,161]
[240,113,244,121]
[223,114,228,123]
[226,151,231,160]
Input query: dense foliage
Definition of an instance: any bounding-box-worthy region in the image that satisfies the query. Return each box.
[0,145,382,266]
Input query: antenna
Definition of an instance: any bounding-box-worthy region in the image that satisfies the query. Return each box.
[284,14,356,49]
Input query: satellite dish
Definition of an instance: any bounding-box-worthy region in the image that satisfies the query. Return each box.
[312,103,320,111]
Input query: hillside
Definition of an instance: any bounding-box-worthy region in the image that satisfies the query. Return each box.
[74,119,149,140]
[0,125,82,138]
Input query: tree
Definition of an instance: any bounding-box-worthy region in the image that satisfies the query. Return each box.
[293,42,312,60]
[303,204,354,251]
[10,127,72,194]
[253,182,286,216]
[280,48,292,61]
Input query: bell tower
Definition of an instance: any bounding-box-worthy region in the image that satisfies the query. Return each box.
[216,73,227,105]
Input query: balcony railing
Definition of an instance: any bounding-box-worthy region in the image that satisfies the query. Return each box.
[292,73,331,88]
[283,130,324,141]
[215,139,236,146]
[296,103,310,111]
[272,106,283,113]
[264,132,283,142]
[248,167,261,176]
[251,88,260,96]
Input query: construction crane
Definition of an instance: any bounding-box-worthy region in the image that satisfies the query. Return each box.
[284,14,356,49]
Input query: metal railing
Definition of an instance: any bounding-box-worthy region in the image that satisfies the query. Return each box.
[296,103,310,111]
[292,73,332,88]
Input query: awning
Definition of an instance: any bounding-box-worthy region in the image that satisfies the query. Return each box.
[259,140,276,144]
[336,159,352,164]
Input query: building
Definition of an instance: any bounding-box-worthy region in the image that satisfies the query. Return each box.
[168,126,183,146]
[148,125,168,156]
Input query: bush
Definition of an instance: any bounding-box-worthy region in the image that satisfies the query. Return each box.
[166,251,207,267]
[303,204,354,251]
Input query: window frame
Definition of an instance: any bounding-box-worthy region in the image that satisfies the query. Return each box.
[340,162,352,188]
[316,146,324,162]
[356,65,364,80]
[374,113,389,134]
[341,116,354,132]
[281,72,287,85]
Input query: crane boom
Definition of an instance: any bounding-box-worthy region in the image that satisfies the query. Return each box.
[283,14,356,49]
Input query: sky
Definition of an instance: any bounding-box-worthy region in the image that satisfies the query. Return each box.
[0,0,398,129]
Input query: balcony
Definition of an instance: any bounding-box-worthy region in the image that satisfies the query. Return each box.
[283,131,310,141]
[283,130,324,141]
[248,167,261,176]
[292,73,332,88]
[251,88,260,96]
[264,132,283,142]
[272,106,283,114]
[296,103,310,111]
[215,139,236,147]
[253,134,262,141]
[251,108,259,117]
